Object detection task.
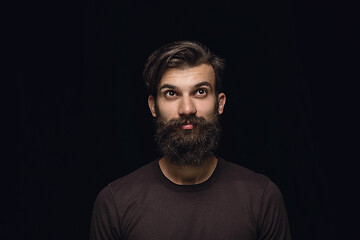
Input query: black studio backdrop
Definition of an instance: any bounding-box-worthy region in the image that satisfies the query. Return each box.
[12,0,356,239]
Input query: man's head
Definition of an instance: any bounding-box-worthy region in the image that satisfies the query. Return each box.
[144,41,226,166]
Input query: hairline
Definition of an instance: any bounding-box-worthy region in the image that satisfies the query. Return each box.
[144,41,225,99]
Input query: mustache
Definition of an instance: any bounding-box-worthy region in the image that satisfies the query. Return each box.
[157,115,208,128]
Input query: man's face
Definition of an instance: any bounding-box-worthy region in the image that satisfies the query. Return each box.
[148,64,226,166]
[148,64,225,122]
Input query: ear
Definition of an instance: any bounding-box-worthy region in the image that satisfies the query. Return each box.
[148,95,157,117]
[217,93,226,115]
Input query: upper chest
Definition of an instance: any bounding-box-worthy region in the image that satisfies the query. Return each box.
[117,184,260,240]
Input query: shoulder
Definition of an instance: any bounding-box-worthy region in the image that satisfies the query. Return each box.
[219,159,283,199]
[96,160,159,202]
[111,160,157,184]
[220,159,269,186]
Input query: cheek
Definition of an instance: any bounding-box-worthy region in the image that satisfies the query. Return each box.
[196,99,217,115]
[157,102,178,120]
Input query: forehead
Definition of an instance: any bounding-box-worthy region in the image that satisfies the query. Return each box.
[158,64,215,89]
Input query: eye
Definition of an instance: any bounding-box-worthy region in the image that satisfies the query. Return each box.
[164,90,178,98]
[194,88,208,97]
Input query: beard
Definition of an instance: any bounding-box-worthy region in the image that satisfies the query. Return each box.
[154,113,221,167]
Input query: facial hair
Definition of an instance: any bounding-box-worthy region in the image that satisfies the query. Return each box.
[154,114,221,167]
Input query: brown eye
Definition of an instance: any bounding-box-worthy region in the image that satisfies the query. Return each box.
[165,90,177,97]
[195,88,208,96]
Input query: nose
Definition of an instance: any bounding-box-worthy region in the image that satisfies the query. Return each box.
[178,95,197,116]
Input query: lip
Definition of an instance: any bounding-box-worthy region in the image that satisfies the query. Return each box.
[181,124,194,130]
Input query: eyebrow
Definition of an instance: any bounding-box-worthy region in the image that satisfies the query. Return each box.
[194,81,213,91]
[159,84,179,91]
[159,81,213,91]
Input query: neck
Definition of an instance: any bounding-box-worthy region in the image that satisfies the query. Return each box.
[159,156,218,185]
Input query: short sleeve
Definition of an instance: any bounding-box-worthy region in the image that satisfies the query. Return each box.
[257,179,291,240]
[90,185,121,240]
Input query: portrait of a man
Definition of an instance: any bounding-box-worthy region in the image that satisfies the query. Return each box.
[12,1,352,239]
[90,41,291,240]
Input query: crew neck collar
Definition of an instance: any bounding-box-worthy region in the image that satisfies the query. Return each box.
[153,157,222,192]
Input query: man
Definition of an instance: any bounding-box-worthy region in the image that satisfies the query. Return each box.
[90,41,291,240]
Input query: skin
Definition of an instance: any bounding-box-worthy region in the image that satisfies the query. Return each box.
[148,64,226,185]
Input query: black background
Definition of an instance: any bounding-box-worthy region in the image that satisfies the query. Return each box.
[11,0,357,239]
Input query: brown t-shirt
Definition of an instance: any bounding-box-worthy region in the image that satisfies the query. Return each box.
[90,158,291,240]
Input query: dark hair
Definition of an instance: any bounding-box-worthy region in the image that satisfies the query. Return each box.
[143,41,225,98]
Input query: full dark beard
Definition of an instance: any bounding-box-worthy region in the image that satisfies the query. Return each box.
[155,114,221,167]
